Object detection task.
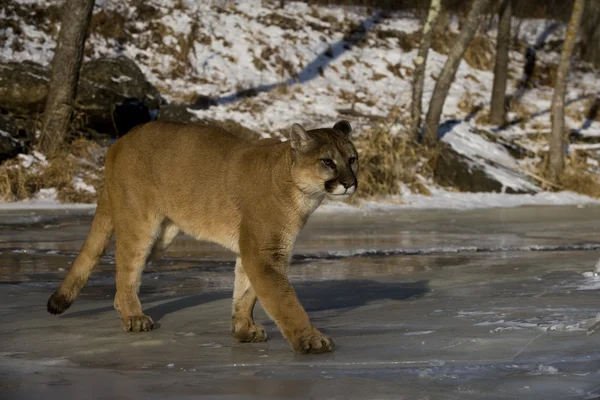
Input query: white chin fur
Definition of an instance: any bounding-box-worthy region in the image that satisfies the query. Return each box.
[329,184,356,198]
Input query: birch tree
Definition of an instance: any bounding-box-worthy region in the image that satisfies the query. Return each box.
[490,0,512,125]
[548,0,585,181]
[410,0,442,140]
[38,0,95,155]
[423,0,492,145]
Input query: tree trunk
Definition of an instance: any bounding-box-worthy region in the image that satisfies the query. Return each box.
[489,0,512,126]
[38,0,95,155]
[581,0,600,67]
[410,0,442,141]
[548,0,585,182]
[423,0,492,145]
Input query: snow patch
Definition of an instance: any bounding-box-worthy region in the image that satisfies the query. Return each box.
[318,190,599,213]
[73,177,96,194]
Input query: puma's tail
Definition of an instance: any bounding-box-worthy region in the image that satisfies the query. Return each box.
[47,189,113,315]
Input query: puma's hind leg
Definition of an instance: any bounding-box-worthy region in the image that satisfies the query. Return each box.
[231,257,267,342]
[112,214,162,332]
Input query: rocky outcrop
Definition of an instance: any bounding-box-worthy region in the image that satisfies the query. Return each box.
[76,56,162,135]
[157,103,204,125]
[0,114,24,163]
[0,61,50,116]
[434,143,532,194]
[0,56,163,140]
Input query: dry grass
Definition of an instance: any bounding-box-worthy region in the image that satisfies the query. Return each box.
[463,36,495,71]
[431,26,494,71]
[507,97,532,124]
[560,168,600,198]
[534,150,600,198]
[88,9,128,43]
[352,124,433,200]
[457,93,479,116]
[474,111,491,125]
[0,161,29,201]
[0,139,104,203]
[557,152,600,198]
[533,62,558,87]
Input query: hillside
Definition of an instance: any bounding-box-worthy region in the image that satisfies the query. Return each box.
[1,0,600,207]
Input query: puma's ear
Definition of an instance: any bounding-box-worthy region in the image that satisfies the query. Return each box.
[289,123,311,151]
[333,120,352,138]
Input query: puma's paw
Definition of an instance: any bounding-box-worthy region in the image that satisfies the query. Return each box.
[294,331,335,354]
[232,321,268,343]
[121,315,155,332]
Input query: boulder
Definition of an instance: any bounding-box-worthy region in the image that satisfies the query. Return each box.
[0,61,49,116]
[0,114,24,163]
[0,56,163,137]
[189,94,217,110]
[434,143,530,194]
[157,103,204,124]
[76,56,163,136]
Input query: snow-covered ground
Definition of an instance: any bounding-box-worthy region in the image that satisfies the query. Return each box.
[1,0,600,208]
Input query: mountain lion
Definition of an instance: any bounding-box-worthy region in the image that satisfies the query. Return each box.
[47,120,359,354]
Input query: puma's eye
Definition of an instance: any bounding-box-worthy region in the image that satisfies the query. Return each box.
[349,157,357,165]
[321,158,336,169]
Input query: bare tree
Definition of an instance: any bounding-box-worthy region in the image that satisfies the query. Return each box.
[423,0,492,145]
[410,0,442,141]
[581,0,600,67]
[38,0,95,155]
[489,0,512,125]
[548,0,585,182]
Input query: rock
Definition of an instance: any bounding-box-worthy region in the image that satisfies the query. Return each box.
[0,114,24,163]
[0,61,49,115]
[0,57,163,137]
[157,103,203,124]
[189,94,217,110]
[433,143,529,194]
[0,135,21,163]
[77,56,163,136]
[111,98,152,136]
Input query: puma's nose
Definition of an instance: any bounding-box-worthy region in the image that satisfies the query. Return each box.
[341,179,356,189]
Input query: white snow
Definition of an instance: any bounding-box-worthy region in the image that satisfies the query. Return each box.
[318,189,600,213]
[73,177,96,194]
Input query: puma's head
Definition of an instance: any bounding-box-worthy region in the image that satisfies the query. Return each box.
[289,120,359,200]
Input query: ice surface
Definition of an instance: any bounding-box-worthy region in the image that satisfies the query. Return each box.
[1,205,600,399]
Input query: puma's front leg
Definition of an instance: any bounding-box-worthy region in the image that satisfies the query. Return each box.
[231,257,267,342]
[239,235,334,354]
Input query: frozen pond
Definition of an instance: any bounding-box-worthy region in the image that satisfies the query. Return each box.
[1,205,600,399]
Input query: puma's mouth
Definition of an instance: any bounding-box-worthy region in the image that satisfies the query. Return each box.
[327,187,356,199]
[325,180,357,197]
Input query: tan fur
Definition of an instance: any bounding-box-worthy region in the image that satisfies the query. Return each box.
[47,120,358,354]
